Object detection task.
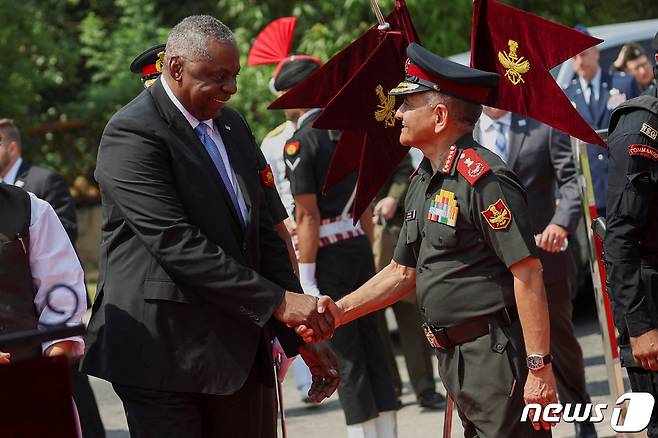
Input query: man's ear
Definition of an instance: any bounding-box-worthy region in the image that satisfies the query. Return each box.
[433,104,449,135]
[168,56,184,82]
[7,141,20,159]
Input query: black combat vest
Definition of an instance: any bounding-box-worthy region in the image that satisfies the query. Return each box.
[609,88,658,256]
[0,184,41,360]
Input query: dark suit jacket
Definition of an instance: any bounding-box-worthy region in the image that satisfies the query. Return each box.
[563,69,640,210]
[81,77,303,395]
[15,161,77,243]
[475,115,581,283]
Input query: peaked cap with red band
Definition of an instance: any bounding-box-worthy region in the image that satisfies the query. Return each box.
[247,16,322,93]
[390,43,499,104]
[130,44,166,88]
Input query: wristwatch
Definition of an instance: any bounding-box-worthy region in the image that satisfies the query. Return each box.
[526,353,553,371]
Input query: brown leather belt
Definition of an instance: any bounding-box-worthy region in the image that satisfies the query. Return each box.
[422,306,518,351]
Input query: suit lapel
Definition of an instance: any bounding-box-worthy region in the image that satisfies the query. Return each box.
[14,161,30,188]
[148,79,245,233]
[506,114,529,169]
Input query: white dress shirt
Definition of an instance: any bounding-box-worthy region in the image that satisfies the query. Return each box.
[578,67,601,104]
[478,111,512,160]
[1,157,23,185]
[260,121,296,217]
[161,77,249,222]
[27,192,87,354]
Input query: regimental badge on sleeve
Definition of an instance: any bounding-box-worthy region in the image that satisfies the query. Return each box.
[481,198,512,230]
[259,164,275,188]
[284,141,301,171]
[284,141,300,156]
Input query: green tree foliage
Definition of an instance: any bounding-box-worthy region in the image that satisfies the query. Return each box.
[0,0,656,183]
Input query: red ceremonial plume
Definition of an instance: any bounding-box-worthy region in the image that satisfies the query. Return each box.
[471,0,605,147]
[248,17,297,66]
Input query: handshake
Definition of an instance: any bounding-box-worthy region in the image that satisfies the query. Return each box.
[273,291,345,403]
[273,291,343,344]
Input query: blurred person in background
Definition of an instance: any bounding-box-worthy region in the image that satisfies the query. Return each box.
[475,107,596,438]
[282,60,400,436]
[0,118,105,438]
[0,183,88,436]
[612,43,656,92]
[372,154,445,411]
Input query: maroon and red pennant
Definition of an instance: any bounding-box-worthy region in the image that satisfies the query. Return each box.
[471,0,605,147]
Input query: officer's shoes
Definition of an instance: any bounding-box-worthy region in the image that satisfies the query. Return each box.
[418,389,446,410]
[574,420,597,438]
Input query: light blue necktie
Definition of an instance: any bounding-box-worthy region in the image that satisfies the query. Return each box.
[195,123,245,227]
[493,121,508,162]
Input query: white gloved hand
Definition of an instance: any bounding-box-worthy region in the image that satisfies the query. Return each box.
[298,262,321,297]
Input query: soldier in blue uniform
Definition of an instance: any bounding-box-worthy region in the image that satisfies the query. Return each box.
[563,25,641,216]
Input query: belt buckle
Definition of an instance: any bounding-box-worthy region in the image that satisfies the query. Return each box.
[423,324,445,351]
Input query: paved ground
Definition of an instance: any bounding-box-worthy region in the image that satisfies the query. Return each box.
[89,298,644,438]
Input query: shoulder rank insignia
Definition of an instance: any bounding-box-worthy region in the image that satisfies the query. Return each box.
[439,145,458,174]
[628,144,658,162]
[481,198,512,230]
[457,148,491,185]
[640,123,658,141]
[260,164,275,189]
[428,190,458,227]
[284,141,300,156]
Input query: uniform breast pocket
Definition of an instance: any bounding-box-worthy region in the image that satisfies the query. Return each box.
[425,221,457,249]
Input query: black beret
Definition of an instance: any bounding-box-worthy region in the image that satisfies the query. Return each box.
[273,56,322,92]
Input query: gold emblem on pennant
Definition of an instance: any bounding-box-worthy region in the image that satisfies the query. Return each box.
[498,40,530,86]
[155,51,165,73]
[374,84,396,128]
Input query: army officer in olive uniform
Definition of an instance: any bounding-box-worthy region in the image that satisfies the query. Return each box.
[302,43,558,438]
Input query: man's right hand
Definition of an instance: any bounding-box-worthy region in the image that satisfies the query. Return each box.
[274,292,335,342]
[630,329,658,370]
[295,296,345,343]
[0,351,10,365]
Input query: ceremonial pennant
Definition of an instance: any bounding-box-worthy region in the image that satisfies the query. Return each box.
[268,0,419,110]
[314,32,409,222]
[471,0,605,147]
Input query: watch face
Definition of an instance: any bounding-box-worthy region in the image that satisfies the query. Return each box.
[527,355,544,370]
